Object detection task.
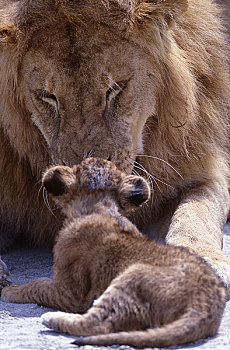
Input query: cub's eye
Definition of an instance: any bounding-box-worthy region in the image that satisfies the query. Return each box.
[39,90,58,110]
[106,81,126,102]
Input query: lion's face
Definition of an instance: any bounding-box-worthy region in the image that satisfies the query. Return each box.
[3,0,219,194]
[20,22,156,173]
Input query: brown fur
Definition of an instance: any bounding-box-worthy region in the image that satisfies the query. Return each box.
[220,0,230,37]
[0,1,229,291]
[1,158,226,347]
[0,256,11,291]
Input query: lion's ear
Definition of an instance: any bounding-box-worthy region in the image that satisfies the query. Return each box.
[134,0,188,26]
[0,23,18,44]
[118,175,151,211]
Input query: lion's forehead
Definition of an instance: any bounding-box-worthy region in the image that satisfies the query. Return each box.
[22,30,142,95]
[16,0,134,39]
[26,26,139,71]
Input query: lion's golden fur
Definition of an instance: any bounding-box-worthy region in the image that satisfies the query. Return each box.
[0,0,229,287]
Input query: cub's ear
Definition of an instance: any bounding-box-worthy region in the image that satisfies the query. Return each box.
[134,0,188,25]
[42,166,75,197]
[0,23,18,44]
[118,175,151,211]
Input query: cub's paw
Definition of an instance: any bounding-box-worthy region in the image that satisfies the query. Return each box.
[42,311,66,331]
[1,285,24,303]
[0,257,12,293]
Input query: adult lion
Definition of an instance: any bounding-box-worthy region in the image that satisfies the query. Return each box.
[0,0,230,293]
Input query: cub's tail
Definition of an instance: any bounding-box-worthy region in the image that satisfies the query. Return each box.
[72,310,222,348]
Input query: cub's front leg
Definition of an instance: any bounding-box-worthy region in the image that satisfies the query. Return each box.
[166,178,230,297]
[1,278,75,311]
[2,278,57,305]
[1,278,93,313]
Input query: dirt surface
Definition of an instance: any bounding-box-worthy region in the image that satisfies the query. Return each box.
[0,223,230,350]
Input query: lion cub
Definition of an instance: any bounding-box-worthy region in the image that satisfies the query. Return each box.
[1,158,226,348]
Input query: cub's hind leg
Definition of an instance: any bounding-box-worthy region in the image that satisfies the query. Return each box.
[42,263,155,336]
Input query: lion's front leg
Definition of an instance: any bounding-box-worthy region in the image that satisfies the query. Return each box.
[166,179,230,297]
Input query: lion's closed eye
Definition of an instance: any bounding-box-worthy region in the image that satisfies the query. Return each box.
[39,91,59,110]
[106,81,125,101]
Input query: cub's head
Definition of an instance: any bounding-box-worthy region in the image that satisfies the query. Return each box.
[42,158,150,212]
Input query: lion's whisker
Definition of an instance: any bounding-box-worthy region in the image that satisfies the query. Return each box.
[136,166,155,196]
[37,184,43,201]
[149,176,174,189]
[133,161,160,193]
[126,157,154,195]
[135,159,174,189]
[133,158,175,191]
[136,154,183,179]
[108,77,124,92]
[131,167,139,177]
[134,164,159,193]
[42,187,57,218]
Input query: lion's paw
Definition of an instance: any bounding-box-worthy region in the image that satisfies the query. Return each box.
[203,256,230,300]
[0,257,12,294]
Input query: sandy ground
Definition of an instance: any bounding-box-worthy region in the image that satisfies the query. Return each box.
[0,222,229,350]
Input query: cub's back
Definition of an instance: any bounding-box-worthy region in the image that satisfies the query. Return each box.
[55,210,222,301]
